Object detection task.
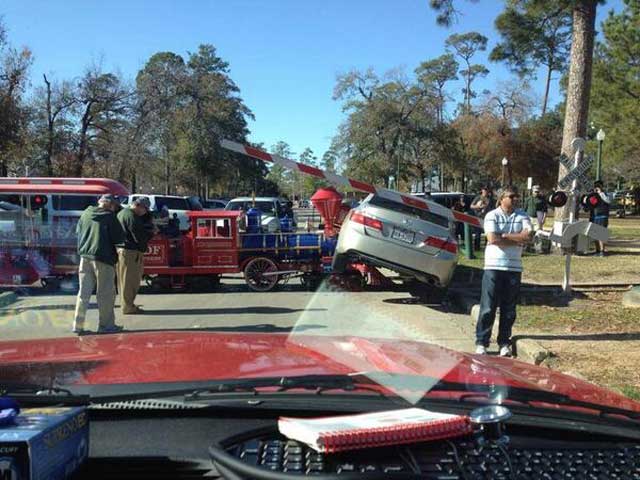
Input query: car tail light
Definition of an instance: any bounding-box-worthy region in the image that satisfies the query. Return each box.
[424,236,458,254]
[350,212,383,231]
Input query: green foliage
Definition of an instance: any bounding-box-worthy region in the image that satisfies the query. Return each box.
[590,0,640,182]
[415,53,459,123]
[134,44,254,194]
[445,31,489,113]
[333,66,470,190]
[0,17,32,175]
[428,0,479,27]
[490,0,572,114]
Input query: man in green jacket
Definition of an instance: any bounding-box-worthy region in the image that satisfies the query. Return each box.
[117,197,155,314]
[73,194,125,334]
[525,186,548,231]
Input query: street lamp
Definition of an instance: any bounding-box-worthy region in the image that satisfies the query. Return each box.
[501,157,509,186]
[596,129,606,182]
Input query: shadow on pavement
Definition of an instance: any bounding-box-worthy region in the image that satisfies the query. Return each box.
[382,297,447,310]
[513,332,640,343]
[0,304,78,312]
[107,323,327,334]
[135,306,327,316]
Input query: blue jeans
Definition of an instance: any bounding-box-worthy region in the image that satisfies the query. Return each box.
[475,269,521,348]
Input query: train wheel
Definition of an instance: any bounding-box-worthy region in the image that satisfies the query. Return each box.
[209,275,221,290]
[244,257,279,292]
[188,276,211,292]
[301,273,323,291]
[41,277,60,292]
[150,276,171,293]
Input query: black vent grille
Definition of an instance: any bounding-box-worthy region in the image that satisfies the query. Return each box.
[90,399,207,410]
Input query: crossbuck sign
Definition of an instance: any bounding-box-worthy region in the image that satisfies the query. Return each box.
[558,153,594,190]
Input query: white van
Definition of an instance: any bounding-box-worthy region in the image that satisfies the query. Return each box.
[122,194,199,231]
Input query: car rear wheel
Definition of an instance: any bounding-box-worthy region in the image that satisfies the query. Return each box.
[331,253,349,273]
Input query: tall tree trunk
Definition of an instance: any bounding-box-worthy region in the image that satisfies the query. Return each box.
[130,169,137,193]
[165,155,170,195]
[43,75,54,176]
[466,71,471,113]
[542,64,552,117]
[555,0,597,223]
[75,133,87,177]
[75,103,93,177]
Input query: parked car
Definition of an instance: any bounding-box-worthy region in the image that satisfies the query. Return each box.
[186,196,204,211]
[123,194,197,231]
[201,198,227,210]
[412,191,475,210]
[333,193,457,288]
[613,190,635,217]
[225,197,286,232]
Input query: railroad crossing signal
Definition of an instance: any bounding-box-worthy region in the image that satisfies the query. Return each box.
[558,153,595,190]
[548,191,568,208]
[581,192,602,210]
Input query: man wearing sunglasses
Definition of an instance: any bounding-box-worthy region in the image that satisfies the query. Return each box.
[475,187,533,357]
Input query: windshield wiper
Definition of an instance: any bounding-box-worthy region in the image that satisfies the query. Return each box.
[113,373,640,422]
[0,382,90,405]
[183,374,401,403]
[426,380,640,422]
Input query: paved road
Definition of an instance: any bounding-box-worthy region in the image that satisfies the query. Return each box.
[0,276,475,354]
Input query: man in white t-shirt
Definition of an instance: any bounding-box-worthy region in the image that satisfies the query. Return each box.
[475,188,533,357]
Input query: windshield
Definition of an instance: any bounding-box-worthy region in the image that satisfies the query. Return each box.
[1,1,640,426]
[51,195,99,211]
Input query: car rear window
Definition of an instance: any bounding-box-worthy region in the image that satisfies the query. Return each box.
[52,195,99,211]
[368,195,449,228]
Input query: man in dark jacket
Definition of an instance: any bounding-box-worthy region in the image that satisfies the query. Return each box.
[117,197,155,314]
[73,194,125,334]
[525,186,548,231]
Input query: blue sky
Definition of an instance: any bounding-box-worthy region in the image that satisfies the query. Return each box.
[2,0,623,160]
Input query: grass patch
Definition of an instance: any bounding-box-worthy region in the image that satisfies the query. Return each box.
[514,292,640,401]
[621,386,640,401]
[516,291,637,332]
[457,241,640,285]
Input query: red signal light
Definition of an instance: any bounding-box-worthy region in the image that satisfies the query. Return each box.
[29,195,48,210]
[581,192,601,210]
[548,191,568,208]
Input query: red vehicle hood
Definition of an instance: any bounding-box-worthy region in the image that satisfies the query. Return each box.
[1,331,639,416]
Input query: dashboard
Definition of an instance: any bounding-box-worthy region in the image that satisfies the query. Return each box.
[69,407,640,479]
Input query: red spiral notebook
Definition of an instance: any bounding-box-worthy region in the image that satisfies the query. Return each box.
[278,408,472,453]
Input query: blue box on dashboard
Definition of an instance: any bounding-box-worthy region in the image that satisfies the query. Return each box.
[0,407,89,480]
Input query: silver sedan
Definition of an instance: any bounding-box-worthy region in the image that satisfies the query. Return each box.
[333,194,459,288]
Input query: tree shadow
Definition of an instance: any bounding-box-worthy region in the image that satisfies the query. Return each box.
[135,306,326,316]
[0,304,78,313]
[108,323,327,334]
[513,331,640,343]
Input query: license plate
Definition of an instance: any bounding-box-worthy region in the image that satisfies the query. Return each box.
[391,227,415,244]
